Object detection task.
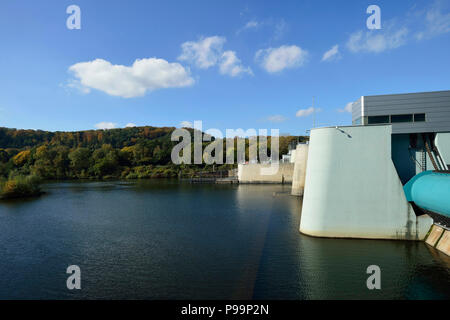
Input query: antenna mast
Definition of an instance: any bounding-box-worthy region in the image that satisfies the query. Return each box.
[312,96,315,128]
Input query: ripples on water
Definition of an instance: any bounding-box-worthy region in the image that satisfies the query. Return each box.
[0,180,448,299]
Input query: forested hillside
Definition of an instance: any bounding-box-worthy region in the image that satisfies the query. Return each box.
[0,126,306,180]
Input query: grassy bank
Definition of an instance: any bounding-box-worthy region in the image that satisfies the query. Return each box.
[0,174,42,200]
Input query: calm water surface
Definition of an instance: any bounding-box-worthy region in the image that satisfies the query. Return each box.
[0,180,449,299]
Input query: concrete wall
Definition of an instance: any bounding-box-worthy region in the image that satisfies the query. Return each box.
[291,144,309,196]
[289,149,296,163]
[238,163,294,184]
[391,134,442,184]
[436,230,450,256]
[300,125,433,240]
[391,134,417,184]
[435,132,450,166]
[425,224,450,256]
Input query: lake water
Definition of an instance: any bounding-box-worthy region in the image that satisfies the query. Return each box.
[0,180,449,299]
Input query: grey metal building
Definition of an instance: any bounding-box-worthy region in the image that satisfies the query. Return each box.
[351,90,450,134]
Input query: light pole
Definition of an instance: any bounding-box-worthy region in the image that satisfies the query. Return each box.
[312,96,316,129]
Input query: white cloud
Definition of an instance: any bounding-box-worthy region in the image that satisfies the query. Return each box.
[273,19,288,41]
[338,102,353,113]
[219,51,253,77]
[242,20,259,31]
[256,45,308,73]
[266,115,287,123]
[68,58,194,98]
[347,26,409,53]
[296,107,320,118]
[178,36,226,69]
[342,1,450,55]
[236,20,261,35]
[416,2,450,40]
[125,123,136,128]
[180,121,193,128]
[322,45,340,62]
[178,36,251,77]
[245,20,259,29]
[95,122,117,129]
[238,18,287,40]
[63,79,91,94]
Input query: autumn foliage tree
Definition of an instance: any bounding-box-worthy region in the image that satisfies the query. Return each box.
[0,126,307,180]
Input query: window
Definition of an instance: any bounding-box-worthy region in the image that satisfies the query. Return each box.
[391,114,413,123]
[368,115,390,124]
[414,113,426,122]
[365,113,426,125]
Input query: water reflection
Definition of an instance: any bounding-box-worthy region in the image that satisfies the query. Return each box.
[0,180,448,299]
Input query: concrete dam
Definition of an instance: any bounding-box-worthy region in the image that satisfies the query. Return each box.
[299,90,450,256]
[238,90,450,257]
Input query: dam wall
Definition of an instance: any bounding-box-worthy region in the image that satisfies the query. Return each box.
[300,125,433,240]
[425,224,450,256]
[291,144,309,196]
[435,132,450,166]
[238,163,294,184]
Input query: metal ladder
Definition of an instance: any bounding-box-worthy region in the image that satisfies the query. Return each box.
[421,149,427,172]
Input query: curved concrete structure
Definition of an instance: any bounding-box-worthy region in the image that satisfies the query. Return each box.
[435,132,450,166]
[300,125,433,240]
[291,144,309,196]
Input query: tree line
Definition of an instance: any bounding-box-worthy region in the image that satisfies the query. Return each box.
[0,126,307,180]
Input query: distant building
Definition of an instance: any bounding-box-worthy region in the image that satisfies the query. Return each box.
[350,90,450,183]
[351,90,450,134]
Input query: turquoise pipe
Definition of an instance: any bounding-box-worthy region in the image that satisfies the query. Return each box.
[403,171,450,217]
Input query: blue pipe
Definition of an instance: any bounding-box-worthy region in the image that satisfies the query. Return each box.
[403,171,450,217]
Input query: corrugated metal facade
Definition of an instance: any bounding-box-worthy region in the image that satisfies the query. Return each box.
[351,90,450,134]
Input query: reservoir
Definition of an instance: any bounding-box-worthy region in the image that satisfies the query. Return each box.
[0,180,449,299]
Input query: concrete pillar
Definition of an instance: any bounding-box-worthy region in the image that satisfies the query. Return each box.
[425,224,444,247]
[299,125,433,240]
[435,132,450,166]
[436,230,450,256]
[291,144,309,196]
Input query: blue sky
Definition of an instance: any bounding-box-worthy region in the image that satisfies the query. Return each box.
[0,0,449,135]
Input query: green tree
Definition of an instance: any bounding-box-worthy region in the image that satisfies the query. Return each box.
[0,149,9,163]
[69,147,91,176]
